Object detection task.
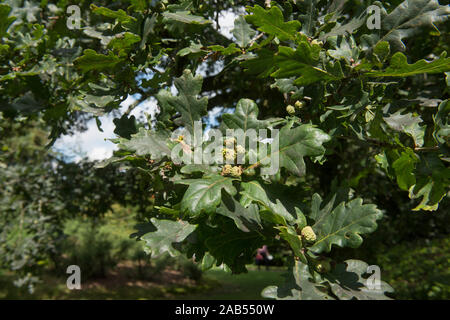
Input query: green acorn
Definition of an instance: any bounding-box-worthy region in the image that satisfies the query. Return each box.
[224,137,236,148]
[236,145,246,154]
[315,260,331,273]
[295,100,305,109]
[222,148,236,162]
[222,164,232,175]
[301,226,316,242]
[230,166,243,177]
[244,167,255,176]
[286,105,295,115]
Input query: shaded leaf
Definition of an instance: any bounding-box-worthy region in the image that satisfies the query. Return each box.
[130,222,157,239]
[208,44,241,56]
[377,151,448,211]
[325,259,394,300]
[327,36,360,64]
[74,49,121,72]
[262,260,334,300]
[113,114,137,139]
[241,49,276,78]
[178,41,206,56]
[201,252,216,271]
[245,5,301,41]
[255,123,331,177]
[217,193,262,232]
[94,155,137,169]
[367,52,450,77]
[409,154,450,211]
[433,100,449,145]
[384,109,426,147]
[221,98,276,131]
[374,0,450,51]
[272,44,343,86]
[180,164,219,175]
[309,194,383,253]
[232,15,256,48]
[118,127,171,160]
[205,220,264,273]
[298,0,320,36]
[91,4,137,29]
[83,27,114,46]
[176,175,237,217]
[277,226,308,263]
[392,150,419,190]
[156,69,208,134]
[108,32,141,52]
[140,14,157,50]
[162,11,211,24]
[240,181,295,224]
[141,218,197,257]
[0,4,16,37]
[319,14,366,41]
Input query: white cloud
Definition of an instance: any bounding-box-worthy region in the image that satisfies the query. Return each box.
[89,146,114,161]
[218,8,245,40]
[53,114,116,162]
[53,95,158,162]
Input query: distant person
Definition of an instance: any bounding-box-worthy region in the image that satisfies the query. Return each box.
[255,245,272,270]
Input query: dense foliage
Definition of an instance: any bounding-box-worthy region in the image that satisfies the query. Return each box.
[0,0,449,299]
[0,119,154,289]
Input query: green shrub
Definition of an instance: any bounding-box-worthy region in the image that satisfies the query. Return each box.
[61,219,116,278]
[176,258,203,282]
[58,210,204,282]
[143,254,203,282]
[374,237,450,300]
[59,210,143,278]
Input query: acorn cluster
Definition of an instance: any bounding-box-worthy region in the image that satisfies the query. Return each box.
[286,100,306,115]
[221,137,245,177]
[221,164,243,178]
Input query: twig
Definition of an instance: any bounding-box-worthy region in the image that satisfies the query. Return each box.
[249,33,264,48]
[414,146,440,152]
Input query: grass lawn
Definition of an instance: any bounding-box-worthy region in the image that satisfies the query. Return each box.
[0,265,286,300]
[180,266,286,300]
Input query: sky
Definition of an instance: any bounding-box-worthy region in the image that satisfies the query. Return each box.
[53,9,241,162]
